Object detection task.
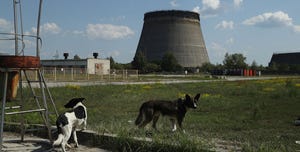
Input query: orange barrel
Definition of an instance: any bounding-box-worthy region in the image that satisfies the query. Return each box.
[0,71,19,100]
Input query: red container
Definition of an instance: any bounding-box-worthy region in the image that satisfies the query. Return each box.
[249,69,253,76]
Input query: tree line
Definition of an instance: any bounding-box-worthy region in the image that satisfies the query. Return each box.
[107,52,300,74]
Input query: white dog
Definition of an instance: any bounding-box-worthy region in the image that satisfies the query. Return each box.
[53,97,87,152]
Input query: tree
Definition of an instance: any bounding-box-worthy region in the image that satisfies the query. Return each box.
[250,60,258,70]
[161,52,182,72]
[145,62,161,73]
[108,56,116,69]
[108,56,129,69]
[223,53,247,69]
[131,51,147,72]
[200,62,215,72]
[74,54,81,60]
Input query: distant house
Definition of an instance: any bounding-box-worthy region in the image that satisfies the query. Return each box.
[41,58,110,75]
[269,52,300,66]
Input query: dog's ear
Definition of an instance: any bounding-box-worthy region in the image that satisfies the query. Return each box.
[185,94,191,101]
[194,93,201,102]
[64,98,85,108]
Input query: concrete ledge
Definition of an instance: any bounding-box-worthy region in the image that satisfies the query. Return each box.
[4,123,212,152]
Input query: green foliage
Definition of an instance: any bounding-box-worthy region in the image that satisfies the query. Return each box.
[223,53,248,69]
[109,56,131,70]
[73,54,81,60]
[131,51,182,73]
[199,62,215,72]
[161,52,182,72]
[250,60,258,70]
[132,51,147,72]
[144,62,161,73]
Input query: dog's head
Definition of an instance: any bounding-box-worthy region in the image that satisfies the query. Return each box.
[64,97,85,108]
[184,93,200,109]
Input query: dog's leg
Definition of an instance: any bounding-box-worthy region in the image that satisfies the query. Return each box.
[83,119,87,130]
[139,118,152,128]
[61,142,67,152]
[62,126,72,151]
[138,109,153,128]
[73,130,79,148]
[177,117,185,133]
[170,119,177,132]
[152,115,160,130]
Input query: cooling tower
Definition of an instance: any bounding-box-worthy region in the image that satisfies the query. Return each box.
[135,10,209,68]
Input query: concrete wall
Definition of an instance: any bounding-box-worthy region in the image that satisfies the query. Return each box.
[87,58,110,75]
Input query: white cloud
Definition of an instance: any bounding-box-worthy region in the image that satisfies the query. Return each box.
[215,20,234,30]
[192,6,201,14]
[0,18,10,27]
[86,24,134,40]
[243,11,292,27]
[109,50,121,57]
[0,18,12,32]
[193,0,221,17]
[226,37,234,44]
[293,25,300,32]
[170,0,179,7]
[31,22,61,35]
[109,16,126,22]
[243,11,300,33]
[203,0,220,10]
[209,42,228,63]
[233,0,243,8]
[42,22,61,34]
[72,30,84,35]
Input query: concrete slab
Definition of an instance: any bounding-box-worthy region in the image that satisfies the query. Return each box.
[2,132,110,152]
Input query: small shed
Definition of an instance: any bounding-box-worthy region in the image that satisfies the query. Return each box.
[41,58,110,75]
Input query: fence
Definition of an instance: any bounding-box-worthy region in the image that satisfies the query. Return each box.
[22,67,139,82]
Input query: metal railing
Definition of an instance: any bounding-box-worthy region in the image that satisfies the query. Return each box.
[32,67,139,82]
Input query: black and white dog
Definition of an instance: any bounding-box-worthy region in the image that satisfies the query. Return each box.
[53,97,87,152]
[135,94,200,132]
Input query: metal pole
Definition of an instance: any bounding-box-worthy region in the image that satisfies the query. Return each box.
[0,71,9,150]
[18,0,25,56]
[13,0,19,55]
[36,0,43,57]
[37,70,52,141]
[19,70,25,141]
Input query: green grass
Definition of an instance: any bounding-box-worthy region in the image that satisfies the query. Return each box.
[4,77,300,151]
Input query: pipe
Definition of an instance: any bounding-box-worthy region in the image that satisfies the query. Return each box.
[13,0,19,55]
[36,0,43,57]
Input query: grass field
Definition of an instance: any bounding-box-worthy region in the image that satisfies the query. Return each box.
[5,76,300,151]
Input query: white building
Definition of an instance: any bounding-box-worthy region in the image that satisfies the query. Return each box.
[41,58,110,75]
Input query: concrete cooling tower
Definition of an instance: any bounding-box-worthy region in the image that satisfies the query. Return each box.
[135,10,209,68]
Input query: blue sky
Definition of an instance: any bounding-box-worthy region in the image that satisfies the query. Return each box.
[1,0,300,66]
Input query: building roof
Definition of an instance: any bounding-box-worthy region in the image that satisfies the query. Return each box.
[41,58,109,67]
[269,52,300,66]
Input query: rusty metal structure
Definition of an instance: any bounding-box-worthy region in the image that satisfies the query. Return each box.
[135,10,209,68]
[0,0,58,149]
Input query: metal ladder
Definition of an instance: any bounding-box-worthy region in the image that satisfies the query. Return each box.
[3,68,58,141]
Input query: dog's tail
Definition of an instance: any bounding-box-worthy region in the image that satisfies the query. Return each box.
[53,133,64,146]
[135,106,144,126]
